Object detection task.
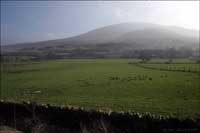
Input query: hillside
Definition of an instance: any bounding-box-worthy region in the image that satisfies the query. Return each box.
[1,23,199,59]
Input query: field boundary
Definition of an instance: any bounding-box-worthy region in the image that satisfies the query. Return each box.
[129,63,200,74]
[0,101,199,133]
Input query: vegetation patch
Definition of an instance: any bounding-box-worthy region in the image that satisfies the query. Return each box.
[0,101,199,133]
[1,59,200,118]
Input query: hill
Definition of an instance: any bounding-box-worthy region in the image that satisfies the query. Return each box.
[1,23,199,59]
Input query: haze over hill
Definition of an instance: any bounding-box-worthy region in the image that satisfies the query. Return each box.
[1,23,199,59]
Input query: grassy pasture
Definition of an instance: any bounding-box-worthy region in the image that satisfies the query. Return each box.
[1,59,200,118]
[135,63,200,73]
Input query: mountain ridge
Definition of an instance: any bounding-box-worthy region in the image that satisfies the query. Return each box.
[2,22,199,48]
[1,22,199,59]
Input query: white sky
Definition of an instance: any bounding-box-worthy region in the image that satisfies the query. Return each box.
[1,1,199,45]
[108,1,199,30]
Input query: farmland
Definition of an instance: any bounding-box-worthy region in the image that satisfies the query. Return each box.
[1,59,200,119]
[134,63,200,73]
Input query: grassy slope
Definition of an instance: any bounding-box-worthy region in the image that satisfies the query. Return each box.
[1,59,200,118]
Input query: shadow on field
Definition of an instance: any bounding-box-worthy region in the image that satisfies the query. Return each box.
[0,101,199,133]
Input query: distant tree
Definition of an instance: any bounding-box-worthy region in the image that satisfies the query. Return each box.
[138,50,151,63]
[166,47,176,63]
[46,52,61,59]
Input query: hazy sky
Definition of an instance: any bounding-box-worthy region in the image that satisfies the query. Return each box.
[1,1,199,45]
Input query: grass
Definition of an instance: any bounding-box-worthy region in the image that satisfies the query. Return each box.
[134,63,200,73]
[1,59,200,118]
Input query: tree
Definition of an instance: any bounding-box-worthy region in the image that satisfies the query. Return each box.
[166,47,176,63]
[138,50,151,63]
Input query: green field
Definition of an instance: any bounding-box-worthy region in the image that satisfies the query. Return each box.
[135,63,200,73]
[1,59,200,118]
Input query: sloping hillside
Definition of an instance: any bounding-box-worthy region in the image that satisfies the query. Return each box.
[1,23,199,59]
